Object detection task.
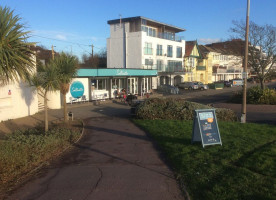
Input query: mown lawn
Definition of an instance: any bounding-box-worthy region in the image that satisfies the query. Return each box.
[0,121,82,198]
[134,120,276,200]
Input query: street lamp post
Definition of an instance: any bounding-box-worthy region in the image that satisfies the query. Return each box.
[241,0,250,123]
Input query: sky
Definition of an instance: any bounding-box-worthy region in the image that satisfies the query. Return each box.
[1,0,276,59]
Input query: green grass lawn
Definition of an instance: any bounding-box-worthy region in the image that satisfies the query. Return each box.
[134,120,276,200]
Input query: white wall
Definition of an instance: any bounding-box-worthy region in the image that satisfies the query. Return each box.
[107,22,186,70]
[0,81,38,122]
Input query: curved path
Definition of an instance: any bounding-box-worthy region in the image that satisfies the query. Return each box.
[7,103,184,200]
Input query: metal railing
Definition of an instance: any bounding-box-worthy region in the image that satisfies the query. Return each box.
[141,64,192,73]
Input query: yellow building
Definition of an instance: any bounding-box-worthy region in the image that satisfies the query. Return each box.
[184,41,211,84]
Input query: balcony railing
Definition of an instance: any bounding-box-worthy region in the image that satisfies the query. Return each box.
[196,66,206,71]
[141,64,192,73]
[216,68,243,73]
[157,33,185,42]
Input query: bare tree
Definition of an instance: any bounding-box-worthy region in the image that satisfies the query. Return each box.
[230,20,276,89]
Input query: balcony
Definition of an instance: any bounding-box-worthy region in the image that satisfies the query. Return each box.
[141,64,191,73]
[196,66,206,71]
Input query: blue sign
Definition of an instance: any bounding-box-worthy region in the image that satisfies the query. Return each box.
[70,81,84,98]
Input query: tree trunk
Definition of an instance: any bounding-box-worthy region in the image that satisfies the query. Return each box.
[260,79,265,89]
[63,93,68,122]
[44,92,48,132]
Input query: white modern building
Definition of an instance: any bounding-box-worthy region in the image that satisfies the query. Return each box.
[107,16,186,88]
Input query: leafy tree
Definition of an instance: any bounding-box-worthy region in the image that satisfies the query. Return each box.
[0,6,35,85]
[230,21,276,89]
[53,52,78,122]
[31,61,59,131]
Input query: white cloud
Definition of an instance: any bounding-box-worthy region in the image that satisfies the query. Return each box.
[198,38,221,44]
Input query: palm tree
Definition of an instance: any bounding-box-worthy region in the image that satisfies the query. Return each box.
[0,6,35,85]
[31,61,60,131]
[53,52,78,122]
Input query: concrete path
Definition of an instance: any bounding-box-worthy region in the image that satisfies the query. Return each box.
[7,103,184,200]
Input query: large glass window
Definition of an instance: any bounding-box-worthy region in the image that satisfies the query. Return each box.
[157,60,163,71]
[157,44,163,56]
[144,42,153,55]
[141,25,156,37]
[167,45,173,57]
[176,47,182,58]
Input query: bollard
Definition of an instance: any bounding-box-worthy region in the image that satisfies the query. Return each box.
[68,111,73,121]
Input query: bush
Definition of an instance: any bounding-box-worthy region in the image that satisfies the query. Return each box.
[230,86,276,105]
[0,126,81,195]
[135,98,237,122]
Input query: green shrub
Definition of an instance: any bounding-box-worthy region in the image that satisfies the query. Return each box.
[0,126,81,193]
[230,86,276,105]
[135,98,237,122]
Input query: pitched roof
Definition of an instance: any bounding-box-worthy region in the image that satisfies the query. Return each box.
[205,39,245,56]
[185,41,196,57]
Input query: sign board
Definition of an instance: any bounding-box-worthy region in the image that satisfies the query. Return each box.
[242,72,248,79]
[70,81,84,98]
[232,79,243,86]
[191,109,222,148]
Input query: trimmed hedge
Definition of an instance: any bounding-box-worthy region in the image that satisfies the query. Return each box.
[135,98,237,122]
[230,86,276,105]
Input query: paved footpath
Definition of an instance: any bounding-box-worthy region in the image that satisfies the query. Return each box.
[7,103,184,200]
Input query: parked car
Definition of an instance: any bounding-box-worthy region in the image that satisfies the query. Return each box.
[215,80,232,87]
[194,82,209,90]
[177,82,198,90]
[157,84,179,94]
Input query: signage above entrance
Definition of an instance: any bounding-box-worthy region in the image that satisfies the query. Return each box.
[77,68,157,77]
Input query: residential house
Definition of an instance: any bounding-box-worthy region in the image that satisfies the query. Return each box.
[184,41,211,84]
[199,40,244,82]
[107,16,186,89]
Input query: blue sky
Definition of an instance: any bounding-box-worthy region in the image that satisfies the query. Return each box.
[1,0,275,59]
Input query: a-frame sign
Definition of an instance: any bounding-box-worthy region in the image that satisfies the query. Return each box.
[191,109,222,148]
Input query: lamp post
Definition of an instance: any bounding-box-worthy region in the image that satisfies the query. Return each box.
[241,0,250,123]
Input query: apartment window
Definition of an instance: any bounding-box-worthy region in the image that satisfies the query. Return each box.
[157,60,163,71]
[188,57,195,68]
[167,45,173,57]
[176,47,182,58]
[144,42,153,55]
[141,26,156,37]
[168,61,182,72]
[145,59,153,67]
[142,19,147,25]
[157,44,163,56]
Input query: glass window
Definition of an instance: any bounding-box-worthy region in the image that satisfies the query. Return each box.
[142,19,147,25]
[157,44,162,56]
[98,79,106,90]
[144,42,152,55]
[157,60,163,71]
[189,57,195,67]
[176,47,182,58]
[167,45,173,57]
[152,29,156,37]
[149,28,152,36]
